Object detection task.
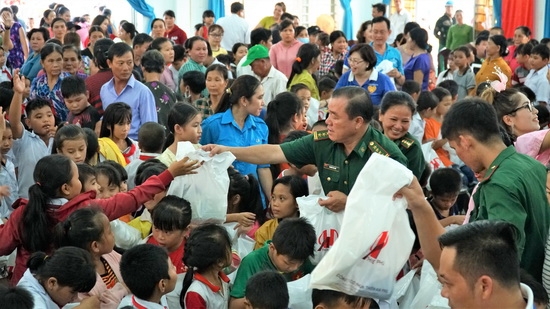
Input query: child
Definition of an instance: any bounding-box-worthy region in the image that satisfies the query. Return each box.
[77,163,99,194]
[423,87,453,167]
[438,79,459,103]
[279,131,318,178]
[452,46,476,100]
[95,161,123,199]
[226,167,267,238]
[230,218,316,308]
[287,43,321,101]
[0,119,17,219]
[311,120,327,132]
[54,207,129,309]
[513,43,533,86]
[436,51,456,85]
[401,80,421,101]
[61,75,100,130]
[290,83,312,127]
[99,102,139,166]
[410,91,438,143]
[428,168,465,226]
[118,244,178,308]
[158,103,202,167]
[104,160,129,192]
[0,286,34,309]
[244,271,289,309]
[180,223,233,309]
[83,127,100,165]
[254,175,308,249]
[0,47,12,83]
[17,247,97,308]
[53,124,88,164]
[525,44,550,106]
[125,122,166,190]
[8,71,55,198]
[180,71,206,105]
[317,76,336,120]
[311,289,377,309]
[170,44,186,88]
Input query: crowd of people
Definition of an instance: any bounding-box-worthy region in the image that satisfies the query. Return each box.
[0,0,548,308]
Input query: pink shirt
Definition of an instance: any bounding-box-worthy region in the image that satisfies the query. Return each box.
[161,66,177,92]
[515,129,550,165]
[269,40,303,78]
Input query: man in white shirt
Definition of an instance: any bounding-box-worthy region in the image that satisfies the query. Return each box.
[237,28,273,77]
[388,0,410,43]
[244,44,287,105]
[216,2,250,51]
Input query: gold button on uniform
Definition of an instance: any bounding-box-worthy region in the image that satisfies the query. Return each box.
[344,160,348,164]
[344,181,348,185]
[327,177,331,181]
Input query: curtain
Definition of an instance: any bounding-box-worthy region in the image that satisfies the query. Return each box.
[492,0,501,28]
[209,0,225,21]
[126,0,155,33]
[501,0,533,38]
[383,0,391,5]
[545,0,550,38]
[340,0,353,39]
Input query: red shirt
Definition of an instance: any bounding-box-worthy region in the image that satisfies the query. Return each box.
[166,25,188,45]
[85,69,114,115]
[147,236,187,274]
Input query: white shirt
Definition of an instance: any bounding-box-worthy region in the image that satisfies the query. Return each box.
[236,55,254,77]
[117,294,169,309]
[216,14,250,50]
[409,112,425,143]
[17,269,60,309]
[12,129,53,198]
[525,65,550,104]
[520,283,534,309]
[254,65,288,104]
[389,9,411,43]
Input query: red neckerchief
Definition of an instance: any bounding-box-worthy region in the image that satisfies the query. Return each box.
[131,295,167,309]
[122,140,137,164]
[139,154,157,161]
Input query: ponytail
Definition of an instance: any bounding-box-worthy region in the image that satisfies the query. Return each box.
[53,207,105,250]
[163,103,200,150]
[215,75,260,114]
[265,92,303,145]
[228,167,266,225]
[180,267,195,308]
[246,175,266,225]
[22,155,74,252]
[287,43,320,89]
[480,87,522,142]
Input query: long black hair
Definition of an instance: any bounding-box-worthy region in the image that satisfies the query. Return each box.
[53,207,106,251]
[164,103,201,150]
[286,43,320,88]
[227,167,266,225]
[215,75,261,114]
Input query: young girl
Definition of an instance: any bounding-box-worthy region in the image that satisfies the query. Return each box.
[181,223,232,309]
[231,43,248,68]
[0,153,200,284]
[423,87,453,167]
[150,37,177,92]
[254,176,308,249]
[17,247,97,308]
[54,207,128,309]
[225,167,267,238]
[103,160,128,192]
[287,43,321,100]
[95,162,122,200]
[83,127,100,166]
[290,83,312,128]
[158,103,202,167]
[452,46,476,100]
[53,124,87,164]
[99,102,139,166]
[436,51,456,85]
[0,119,17,219]
[77,163,99,194]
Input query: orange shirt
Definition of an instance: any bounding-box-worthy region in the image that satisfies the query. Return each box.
[423,118,452,167]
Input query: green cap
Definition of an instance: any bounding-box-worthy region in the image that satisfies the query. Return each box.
[242,45,269,66]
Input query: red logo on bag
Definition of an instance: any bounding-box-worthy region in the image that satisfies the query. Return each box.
[362,231,389,260]
[431,158,441,169]
[318,229,339,250]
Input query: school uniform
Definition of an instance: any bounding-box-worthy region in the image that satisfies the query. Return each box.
[471,146,550,282]
[183,272,230,309]
[117,294,169,309]
[253,218,279,250]
[0,170,174,285]
[524,65,550,104]
[125,153,161,190]
[17,269,59,309]
[0,65,12,83]
[0,157,17,218]
[409,113,425,144]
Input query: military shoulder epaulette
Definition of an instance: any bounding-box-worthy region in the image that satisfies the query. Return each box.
[368,140,389,157]
[313,130,330,141]
[400,137,415,149]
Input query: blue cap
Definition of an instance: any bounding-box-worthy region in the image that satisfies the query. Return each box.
[445,1,454,6]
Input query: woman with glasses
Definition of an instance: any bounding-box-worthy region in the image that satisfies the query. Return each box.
[334,43,395,107]
[208,24,227,57]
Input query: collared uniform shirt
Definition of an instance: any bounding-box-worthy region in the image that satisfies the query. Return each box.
[117,294,169,309]
[17,269,61,309]
[335,69,396,106]
[394,132,425,179]
[524,65,550,104]
[183,272,230,309]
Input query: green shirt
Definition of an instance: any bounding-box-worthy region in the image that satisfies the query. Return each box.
[472,146,550,281]
[230,241,314,298]
[178,58,208,97]
[446,24,474,51]
[280,127,408,195]
[395,132,425,179]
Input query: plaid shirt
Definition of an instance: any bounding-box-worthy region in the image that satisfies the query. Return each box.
[319,50,347,76]
[193,97,214,121]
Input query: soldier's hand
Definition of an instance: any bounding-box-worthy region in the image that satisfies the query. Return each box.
[319,191,347,212]
[202,144,230,156]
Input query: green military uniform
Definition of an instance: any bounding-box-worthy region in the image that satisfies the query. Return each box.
[471,146,550,282]
[394,132,425,179]
[280,127,408,195]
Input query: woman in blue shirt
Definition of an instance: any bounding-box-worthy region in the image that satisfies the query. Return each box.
[335,43,395,106]
[403,28,432,91]
[201,75,272,202]
[20,28,49,82]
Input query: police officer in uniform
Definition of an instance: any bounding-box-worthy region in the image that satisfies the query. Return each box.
[204,86,407,212]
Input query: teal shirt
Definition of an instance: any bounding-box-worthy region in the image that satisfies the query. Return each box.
[472,146,550,282]
[280,127,408,195]
[394,132,425,179]
[230,241,314,298]
[178,58,208,97]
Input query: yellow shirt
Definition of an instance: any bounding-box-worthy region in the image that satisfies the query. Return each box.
[258,16,277,29]
[288,70,320,100]
[254,219,279,250]
[475,56,512,88]
[212,47,228,58]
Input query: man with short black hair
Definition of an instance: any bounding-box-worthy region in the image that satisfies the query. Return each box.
[217,2,250,50]
[471,34,488,74]
[371,16,405,85]
[372,3,386,18]
[163,10,187,45]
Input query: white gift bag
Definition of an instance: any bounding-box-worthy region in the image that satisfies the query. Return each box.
[297,195,344,265]
[391,269,420,309]
[167,142,236,223]
[310,153,415,300]
[288,274,313,309]
[409,260,449,309]
[422,142,445,171]
[224,223,256,282]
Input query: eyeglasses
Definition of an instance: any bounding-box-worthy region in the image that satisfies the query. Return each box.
[210,33,223,38]
[348,58,364,65]
[508,101,535,114]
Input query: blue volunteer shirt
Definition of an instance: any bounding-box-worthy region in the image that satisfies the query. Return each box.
[334,69,396,106]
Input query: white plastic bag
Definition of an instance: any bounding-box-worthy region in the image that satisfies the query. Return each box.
[224,223,255,282]
[391,270,420,309]
[297,195,343,265]
[409,260,449,309]
[422,142,445,171]
[110,219,142,249]
[288,274,313,309]
[167,142,235,223]
[310,153,415,300]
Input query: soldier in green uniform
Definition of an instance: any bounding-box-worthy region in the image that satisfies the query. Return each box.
[204,87,408,212]
[399,98,550,282]
[378,91,426,179]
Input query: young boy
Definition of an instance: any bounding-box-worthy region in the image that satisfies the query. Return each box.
[118,244,177,308]
[428,167,464,226]
[0,120,17,219]
[512,43,533,86]
[61,75,100,130]
[311,289,377,309]
[317,76,336,120]
[180,71,206,105]
[409,90,438,143]
[9,72,55,198]
[230,218,316,309]
[438,79,459,103]
[125,122,166,190]
[244,271,289,309]
[0,47,12,83]
[401,80,421,102]
[169,44,186,88]
[525,44,550,106]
